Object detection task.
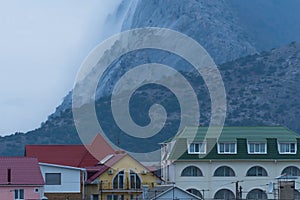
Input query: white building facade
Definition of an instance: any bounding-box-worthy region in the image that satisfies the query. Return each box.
[161,126,300,199]
[39,163,86,198]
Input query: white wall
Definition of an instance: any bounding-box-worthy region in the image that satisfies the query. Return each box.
[158,187,199,200]
[40,164,82,193]
[172,160,300,199]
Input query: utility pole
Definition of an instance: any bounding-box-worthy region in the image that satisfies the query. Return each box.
[232,180,243,200]
[235,181,239,200]
[239,186,243,199]
[200,189,209,200]
[99,180,103,200]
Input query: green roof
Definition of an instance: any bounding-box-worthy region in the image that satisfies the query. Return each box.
[166,126,300,160]
[171,126,299,142]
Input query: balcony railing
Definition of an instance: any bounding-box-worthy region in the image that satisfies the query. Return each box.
[98,181,156,191]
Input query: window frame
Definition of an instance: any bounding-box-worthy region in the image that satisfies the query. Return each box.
[129,170,142,189]
[278,142,297,154]
[113,170,125,189]
[246,166,268,176]
[217,142,237,154]
[281,166,300,176]
[188,142,206,154]
[247,142,267,154]
[181,166,203,177]
[14,189,24,200]
[34,188,39,193]
[92,194,99,200]
[246,189,268,199]
[213,166,236,177]
[45,173,61,185]
[106,194,118,200]
[214,189,235,199]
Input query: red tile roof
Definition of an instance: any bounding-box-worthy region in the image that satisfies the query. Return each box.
[25,134,115,167]
[0,157,44,185]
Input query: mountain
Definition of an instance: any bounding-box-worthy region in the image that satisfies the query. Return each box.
[120,0,300,62]
[51,0,300,117]
[1,41,299,156]
[1,0,300,155]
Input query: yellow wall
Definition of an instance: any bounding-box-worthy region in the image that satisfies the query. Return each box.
[86,154,159,200]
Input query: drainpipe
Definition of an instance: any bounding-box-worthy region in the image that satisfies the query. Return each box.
[82,169,87,200]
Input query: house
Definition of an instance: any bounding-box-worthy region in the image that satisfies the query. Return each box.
[161,126,300,199]
[140,185,201,200]
[0,157,45,200]
[38,162,85,200]
[25,134,115,199]
[85,151,160,200]
[25,134,115,168]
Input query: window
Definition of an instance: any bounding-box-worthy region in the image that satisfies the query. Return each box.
[14,189,24,200]
[92,194,99,200]
[106,194,118,200]
[278,142,297,154]
[45,173,61,185]
[218,142,236,154]
[282,166,300,176]
[246,166,268,176]
[214,189,235,199]
[113,171,124,189]
[188,142,206,154]
[248,142,266,154]
[181,166,203,176]
[187,188,203,198]
[246,189,267,199]
[214,166,235,177]
[130,194,134,200]
[130,170,141,189]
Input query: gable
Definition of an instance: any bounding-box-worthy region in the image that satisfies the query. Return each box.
[155,187,201,200]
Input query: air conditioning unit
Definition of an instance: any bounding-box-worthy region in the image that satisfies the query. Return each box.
[141,170,147,175]
[108,169,114,175]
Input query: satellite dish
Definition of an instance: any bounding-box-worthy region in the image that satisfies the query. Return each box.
[268,182,274,193]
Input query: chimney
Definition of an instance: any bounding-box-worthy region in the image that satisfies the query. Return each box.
[7,168,11,184]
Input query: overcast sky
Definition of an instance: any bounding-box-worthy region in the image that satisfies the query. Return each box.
[0,0,121,136]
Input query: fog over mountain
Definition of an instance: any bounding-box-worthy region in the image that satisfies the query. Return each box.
[1,0,300,156]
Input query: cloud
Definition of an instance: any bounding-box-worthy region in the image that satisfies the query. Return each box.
[0,0,122,135]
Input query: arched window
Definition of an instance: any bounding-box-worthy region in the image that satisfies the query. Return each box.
[246,189,267,199]
[214,189,235,199]
[130,170,141,189]
[187,188,203,198]
[113,170,124,189]
[181,166,203,176]
[246,166,268,176]
[214,166,235,176]
[282,166,300,176]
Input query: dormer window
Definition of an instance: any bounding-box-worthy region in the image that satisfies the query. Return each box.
[248,142,267,154]
[188,142,206,154]
[218,142,236,154]
[278,142,297,154]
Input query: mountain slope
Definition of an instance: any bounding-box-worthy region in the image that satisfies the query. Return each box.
[50,0,300,117]
[2,0,300,155]
[1,42,299,156]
